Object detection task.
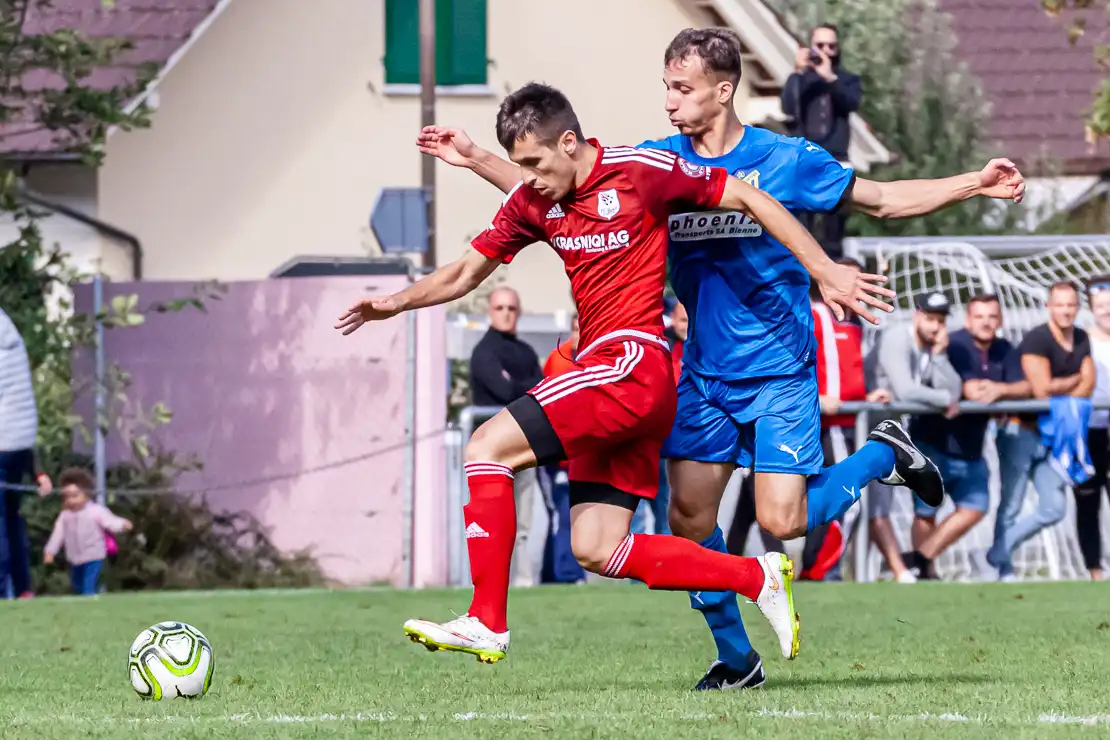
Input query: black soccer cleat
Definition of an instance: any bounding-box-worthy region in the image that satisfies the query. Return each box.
[694,653,766,691]
[868,420,945,507]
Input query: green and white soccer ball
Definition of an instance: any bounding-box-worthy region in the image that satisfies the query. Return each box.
[128,621,214,700]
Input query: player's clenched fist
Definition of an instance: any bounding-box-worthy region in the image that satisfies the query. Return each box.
[816,262,894,325]
[334,296,400,335]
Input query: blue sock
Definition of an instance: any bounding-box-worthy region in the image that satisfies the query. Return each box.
[689,527,753,668]
[806,441,896,532]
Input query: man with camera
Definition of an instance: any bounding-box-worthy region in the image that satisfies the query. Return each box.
[781,24,861,258]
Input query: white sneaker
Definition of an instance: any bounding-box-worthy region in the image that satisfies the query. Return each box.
[754,552,800,660]
[402,615,510,663]
[895,570,918,584]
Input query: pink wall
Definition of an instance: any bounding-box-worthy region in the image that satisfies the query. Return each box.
[73,276,448,587]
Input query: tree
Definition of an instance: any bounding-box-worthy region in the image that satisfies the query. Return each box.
[1,2,320,592]
[1,0,155,471]
[768,0,1043,237]
[1042,0,1110,140]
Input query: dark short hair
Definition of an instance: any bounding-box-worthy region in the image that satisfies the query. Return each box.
[1085,275,1110,297]
[58,467,94,493]
[495,83,585,153]
[968,293,1000,307]
[664,28,743,85]
[1049,280,1080,298]
[813,23,839,37]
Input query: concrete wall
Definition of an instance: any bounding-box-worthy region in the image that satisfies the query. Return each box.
[72,275,448,587]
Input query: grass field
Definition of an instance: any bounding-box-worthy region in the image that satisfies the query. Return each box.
[2,581,1109,739]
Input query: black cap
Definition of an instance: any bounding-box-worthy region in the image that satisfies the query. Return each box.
[915,292,950,315]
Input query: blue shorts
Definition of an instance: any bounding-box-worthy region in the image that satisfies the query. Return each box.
[913,443,990,517]
[663,368,823,475]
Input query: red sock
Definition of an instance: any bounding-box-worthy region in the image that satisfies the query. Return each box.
[463,462,516,633]
[603,533,766,602]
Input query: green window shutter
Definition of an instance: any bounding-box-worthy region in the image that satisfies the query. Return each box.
[440,0,487,86]
[384,0,487,86]
[384,0,420,84]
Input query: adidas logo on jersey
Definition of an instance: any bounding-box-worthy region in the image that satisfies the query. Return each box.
[668,210,763,241]
[546,204,565,219]
[465,522,490,539]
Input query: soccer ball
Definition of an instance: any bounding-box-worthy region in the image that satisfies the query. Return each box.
[128,621,214,700]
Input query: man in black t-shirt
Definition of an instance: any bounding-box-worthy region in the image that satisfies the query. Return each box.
[987,281,1095,580]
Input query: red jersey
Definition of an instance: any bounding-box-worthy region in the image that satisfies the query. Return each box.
[813,302,866,428]
[472,141,727,359]
[543,339,577,377]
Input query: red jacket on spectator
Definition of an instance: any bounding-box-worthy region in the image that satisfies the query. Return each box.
[543,339,577,378]
[667,332,684,384]
[544,339,578,471]
[813,302,866,428]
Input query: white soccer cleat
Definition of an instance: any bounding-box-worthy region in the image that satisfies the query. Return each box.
[754,552,801,660]
[402,614,510,663]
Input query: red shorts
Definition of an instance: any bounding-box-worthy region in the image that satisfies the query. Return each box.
[527,339,676,498]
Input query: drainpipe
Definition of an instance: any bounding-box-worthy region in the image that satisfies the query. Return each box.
[18,186,144,280]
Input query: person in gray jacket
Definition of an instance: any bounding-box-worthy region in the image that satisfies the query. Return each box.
[864,292,961,581]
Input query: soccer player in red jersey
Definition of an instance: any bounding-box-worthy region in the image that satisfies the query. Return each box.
[336,83,891,665]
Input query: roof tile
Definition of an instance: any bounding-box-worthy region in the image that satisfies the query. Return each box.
[1,0,219,156]
[941,0,1110,172]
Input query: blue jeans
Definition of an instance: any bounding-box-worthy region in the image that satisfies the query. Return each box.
[631,459,672,535]
[70,560,103,596]
[0,448,34,598]
[540,465,585,584]
[913,443,990,517]
[989,423,1068,576]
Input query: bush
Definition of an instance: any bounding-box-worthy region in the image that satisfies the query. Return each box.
[23,469,322,595]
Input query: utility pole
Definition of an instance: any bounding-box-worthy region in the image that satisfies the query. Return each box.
[419,0,437,270]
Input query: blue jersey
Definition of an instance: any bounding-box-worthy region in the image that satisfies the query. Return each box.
[638,127,855,381]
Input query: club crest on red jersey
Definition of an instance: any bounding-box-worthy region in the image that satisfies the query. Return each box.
[678,158,707,178]
[597,189,620,220]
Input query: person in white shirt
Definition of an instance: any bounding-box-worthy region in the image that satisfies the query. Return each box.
[0,308,46,598]
[1078,278,1110,579]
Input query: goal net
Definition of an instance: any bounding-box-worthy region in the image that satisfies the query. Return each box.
[845,235,1110,582]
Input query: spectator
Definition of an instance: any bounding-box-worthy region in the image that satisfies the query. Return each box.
[865,292,962,582]
[468,286,544,587]
[1079,277,1110,580]
[904,294,1028,579]
[631,299,685,537]
[43,467,132,596]
[540,314,585,584]
[988,281,1094,581]
[0,307,52,600]
[808,257,892,579]
[781,23,860,258]
[1079,277,1110,579]
[543,313,579,377]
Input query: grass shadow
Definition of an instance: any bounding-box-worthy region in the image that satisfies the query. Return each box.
[770,673,992,690]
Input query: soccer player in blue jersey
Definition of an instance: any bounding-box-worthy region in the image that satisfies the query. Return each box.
[417,26,1026,691]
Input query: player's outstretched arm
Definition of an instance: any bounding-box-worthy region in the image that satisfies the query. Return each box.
[851,158,1026,219]
[416,125,521,195]
[334,250,499,335]
[718,177,894,324]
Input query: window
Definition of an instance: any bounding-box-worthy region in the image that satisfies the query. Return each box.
[384,0,488,87]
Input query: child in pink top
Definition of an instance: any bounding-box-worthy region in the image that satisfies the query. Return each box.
[43,468,132,596]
